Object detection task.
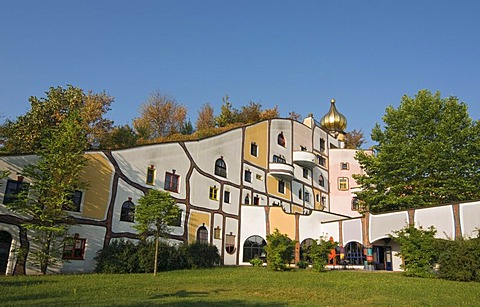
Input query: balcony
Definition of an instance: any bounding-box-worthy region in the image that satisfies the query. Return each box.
[269,162,294,180]
[293,151,317,169]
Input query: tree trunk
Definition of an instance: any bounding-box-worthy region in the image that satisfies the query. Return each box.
[154,228,159,276]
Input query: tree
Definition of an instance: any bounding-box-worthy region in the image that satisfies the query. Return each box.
[264,229,296,271]
[344,129,366,149]
[215,95,238,127]
[288,111,302,121]
[133,92,187,141]
[0,86,113,153]
[134,189,181,276]
[354,90,480,213]
[391,225,437,278]
[260,105,280,120]
[99,125,138,149]
[308,237,337,272]
[180,119,194,135]
[196,103,215,131]
[7,112,88,274]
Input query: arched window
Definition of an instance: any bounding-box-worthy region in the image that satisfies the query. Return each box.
[277,132,286,147]
[214,158,227,178]
[120,199,135,222]
[300,238,314,263]
[345,242,366,265]
[243,235,266,262]
[197,225,209,244]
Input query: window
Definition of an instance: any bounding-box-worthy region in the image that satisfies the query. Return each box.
[120,199,135,222]
[338,177,349,191]
[278,180,285,194]
[64,190,82,212]
[146,165,155,185]
[197,225,208,244]
[253,195,259,206]
[225,233,236,254]
[304,191,310,203]
[224,190,230,203]
[300,238,314,262]
[3,179,29,204]
[244,194,250,205]
[298,189,303,200]
[300,145,307,151]
[243,235,266,262]
[273,155,286,164]
[351,197,360,211]
[319,175,325,187]
[321,196,327,207]
[256,174,262,181]
[320,139,326,152]
[340,162,349,170]
[169,210,182,227]
[316,193,320,202]
[214,226,221,239]
[345,242,366,265]
[62,234,86,260]
[277,132,286,147]
[209,186,219,200]
[303,168,309,179]
[244,170,252,183]
[250,142,258,157]
[164,172,180,192]
[214,158,227,178]
[317,155,326,167]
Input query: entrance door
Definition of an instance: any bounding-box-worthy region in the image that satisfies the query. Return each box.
[0,231,13,275]
[385,246,393,271]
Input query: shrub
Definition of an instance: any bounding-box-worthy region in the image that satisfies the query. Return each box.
[308,237,337,272]
[182,242,221,268]
[94,240,140,273]
[437,236,480,282]
[250,257,264,267]
[296,260,308,269]
[392,225,437,278]
[137,241,189,273]
[265,229,296,271]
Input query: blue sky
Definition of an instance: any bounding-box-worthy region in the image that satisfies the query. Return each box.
[1,1,479,145]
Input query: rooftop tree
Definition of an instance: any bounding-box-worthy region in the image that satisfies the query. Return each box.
[354,90,480,213]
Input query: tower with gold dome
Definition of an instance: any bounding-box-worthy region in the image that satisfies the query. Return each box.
[320,98,347,145]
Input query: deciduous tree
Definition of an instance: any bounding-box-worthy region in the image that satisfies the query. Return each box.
[133,92,187,141]
[7,112,88,274]
[344,129,366,149]
[196,103,215,131]
[354,90,480,212]
[134,189,181,276]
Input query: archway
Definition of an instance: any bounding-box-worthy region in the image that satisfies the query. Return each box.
[0,231,12,275]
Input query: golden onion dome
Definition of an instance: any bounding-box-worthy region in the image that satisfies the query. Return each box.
[320,99,347,132]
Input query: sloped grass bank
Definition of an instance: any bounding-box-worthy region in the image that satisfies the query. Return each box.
[1,267,479,306]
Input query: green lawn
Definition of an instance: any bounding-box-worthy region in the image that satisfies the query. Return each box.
[1,267,479,306]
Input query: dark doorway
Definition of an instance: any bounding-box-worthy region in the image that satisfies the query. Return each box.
[0,231,12,275]
[373,245,393,271]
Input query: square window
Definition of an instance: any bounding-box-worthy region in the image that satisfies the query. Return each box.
[244,170,252,183]
[338,177,349,191]
[304,191,310,203]
[340,162,349,170]
[3,179,29,204]
[250,143,258,157]
[164,172,180,192]
[209,186,218,200]
[64,190,82,212]
[317,155,326,167]
[62,235,86,260]
[224,190,230,203]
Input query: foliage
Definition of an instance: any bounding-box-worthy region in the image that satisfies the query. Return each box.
[355,90,480,213]
[196,103,216,131]
[182,242,221,268]
[180,119,194,135]
[6,112,88,274]
[288,111,302,121]
[249,257,264,267]
[436,235,480,282]
[308,237,337,272]
[134,189,181,275]
[264,229,296,271]
[133,91,187,141]
[391,225,438,278]
[344,129,366,149]
[0,85,113,153]
[94,240,140,273]
[296,260,308,269]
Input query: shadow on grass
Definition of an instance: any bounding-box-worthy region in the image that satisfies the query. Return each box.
[147,289,287,306]
[0,279,58,287]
